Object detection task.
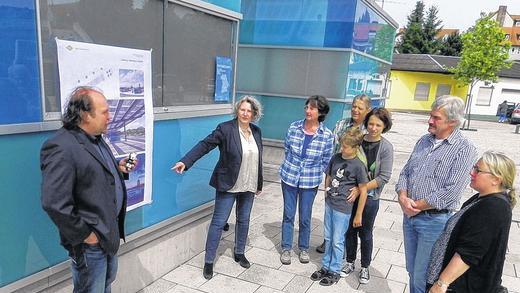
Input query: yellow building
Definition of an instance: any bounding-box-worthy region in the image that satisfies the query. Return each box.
[386,54,468,112]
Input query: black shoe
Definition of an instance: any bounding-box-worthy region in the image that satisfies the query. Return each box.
[310,268,328,281]
[203,263,213,280]
[233,253,250,268]
[319,272,340,286]
[223,223,230,231]
[316,240,325,253]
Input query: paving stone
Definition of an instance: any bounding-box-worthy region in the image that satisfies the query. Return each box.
[356,275,406,293]
[162,264,208,289]
[253,285,285,293]
[504,261,517,277]
[244,247,284,269]
[387,264,409,284]
[137,278,176,293]
[238,264,294,290]
[283,275,313,293]
[373,234,402,252]
[199,274,259,293]
[212,255,248,277]
[368,260,392,278]
[306,278,361,293]
[372,248,406,267]
[502,274,520,293]
[165,285,205,293]
[278,254,321,277]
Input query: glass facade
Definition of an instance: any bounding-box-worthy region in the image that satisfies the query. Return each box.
[240,0,356,48]
[237,47,350,99]
[352,1,395,62]
[238,0,396,140]
[0,1,42,125]
[346,52,390,101]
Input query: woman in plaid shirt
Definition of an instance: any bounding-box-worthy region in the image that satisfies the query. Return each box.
[279,95,334,265]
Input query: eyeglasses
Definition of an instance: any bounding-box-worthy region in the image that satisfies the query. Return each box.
[472,165,493,175]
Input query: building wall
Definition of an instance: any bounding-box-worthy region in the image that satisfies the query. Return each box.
[468,77,520,118]
[0,0,241,290]
[386,70,468,112]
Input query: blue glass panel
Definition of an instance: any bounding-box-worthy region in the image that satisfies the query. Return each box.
[0,115,228,286]
[0,131,65,287]
[323,0,356,48]
[346,53,390,102]
[240,0,329,47]
[0,0,42,124]
[237,47,350,99]
[352,1,396,61]
[126,116,228,234]
[202,0,241,13]
[257,95,346,140]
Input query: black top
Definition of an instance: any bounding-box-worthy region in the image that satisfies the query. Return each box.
[180,119,263,192]
[362,140,380,180]
[427,192,512,293]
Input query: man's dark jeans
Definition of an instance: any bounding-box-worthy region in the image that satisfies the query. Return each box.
[71,243,118,293]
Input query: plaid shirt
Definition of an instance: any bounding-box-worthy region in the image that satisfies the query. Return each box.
[280,119,334,188]
[332,118,366,153]
[395,129,477,210]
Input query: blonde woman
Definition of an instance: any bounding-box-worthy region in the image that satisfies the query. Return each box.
[426,151,516,293]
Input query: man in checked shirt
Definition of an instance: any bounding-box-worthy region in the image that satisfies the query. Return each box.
[395,95,477,293]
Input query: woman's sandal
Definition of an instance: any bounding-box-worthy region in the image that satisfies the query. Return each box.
[310,268,328,281]
[319,272,340,286]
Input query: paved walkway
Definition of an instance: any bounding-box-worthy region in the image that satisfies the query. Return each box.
[140,112,520,293]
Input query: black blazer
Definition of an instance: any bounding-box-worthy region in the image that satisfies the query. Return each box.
[41,128,127,256]
[180,119,263,192]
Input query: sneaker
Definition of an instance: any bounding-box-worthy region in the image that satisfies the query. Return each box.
[299,250,310,263]
[280,250,291,265]
[359,267,370,284]
[340,262,355,277]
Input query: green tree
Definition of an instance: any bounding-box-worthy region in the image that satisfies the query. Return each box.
[439,32,462,56]
[396,1,426,54]
[423,6,442,54]
[396,1,443,54]
[450,17,512,129]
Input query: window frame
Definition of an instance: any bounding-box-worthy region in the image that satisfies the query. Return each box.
[158,0,241,118]
[414,82,431,101]
[475,86,494,106]
[435,84,451,98]
[36,0,242,123]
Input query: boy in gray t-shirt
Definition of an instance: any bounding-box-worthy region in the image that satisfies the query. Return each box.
[311,128,368,286]
[325,154,368,214]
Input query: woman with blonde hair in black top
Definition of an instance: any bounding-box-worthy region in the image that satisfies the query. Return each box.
[426,151,516,293]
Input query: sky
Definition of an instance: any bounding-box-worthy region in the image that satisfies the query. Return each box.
[378,0,520,30]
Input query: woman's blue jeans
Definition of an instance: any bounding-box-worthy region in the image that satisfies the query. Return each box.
[281,182,318,251]
[345,196,380,267]
[204,191,254,264]
[322,201,351,273]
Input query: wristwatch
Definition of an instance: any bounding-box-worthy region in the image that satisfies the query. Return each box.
[435,279,449,290]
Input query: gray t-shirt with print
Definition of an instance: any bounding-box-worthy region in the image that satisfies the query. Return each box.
[325,153,369,214]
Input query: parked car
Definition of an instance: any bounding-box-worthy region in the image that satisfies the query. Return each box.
[506,102,516,119]
[510,103,520,124]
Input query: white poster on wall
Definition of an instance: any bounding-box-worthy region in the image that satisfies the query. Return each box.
[56,39,153,211]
